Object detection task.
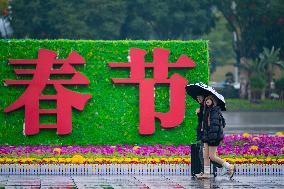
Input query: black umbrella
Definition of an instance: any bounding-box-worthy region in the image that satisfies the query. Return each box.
[185,82,226,111]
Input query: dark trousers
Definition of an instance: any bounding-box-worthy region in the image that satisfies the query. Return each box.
[191,143,204,176]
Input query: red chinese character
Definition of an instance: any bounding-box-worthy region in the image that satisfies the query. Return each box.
[109,48,195,135]
[4,49,92,135]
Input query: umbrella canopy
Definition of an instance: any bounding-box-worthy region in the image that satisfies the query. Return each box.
[185,82,226,111]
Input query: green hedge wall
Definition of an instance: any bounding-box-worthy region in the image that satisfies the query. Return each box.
[0,39,209,145]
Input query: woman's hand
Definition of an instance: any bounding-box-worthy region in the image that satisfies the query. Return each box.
[195,108,200,114]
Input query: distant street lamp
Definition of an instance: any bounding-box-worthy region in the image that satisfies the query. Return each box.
[233,31,239,83]
[231,1,240,89]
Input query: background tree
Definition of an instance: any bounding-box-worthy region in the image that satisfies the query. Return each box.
[249,74,266,102]
[240,59,265,101]
[81,0,127,39]
[10,0,127,39]
[120,0,216,40]
[214,0,284,99]
[11,0,215,40]
[240,46,284,101]
[257,47,284,97]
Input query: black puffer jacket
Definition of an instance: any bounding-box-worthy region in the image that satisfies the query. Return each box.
[202,106,224,146]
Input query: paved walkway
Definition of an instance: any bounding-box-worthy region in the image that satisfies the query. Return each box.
[0,175,283,189]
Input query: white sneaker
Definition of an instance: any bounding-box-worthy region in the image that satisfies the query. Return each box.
[220,167,228,176]
[195,172,213,179]
[227,165,236,179]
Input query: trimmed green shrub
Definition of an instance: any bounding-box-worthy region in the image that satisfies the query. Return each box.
[0,39,209,145]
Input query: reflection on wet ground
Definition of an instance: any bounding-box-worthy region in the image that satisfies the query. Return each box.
[0,175,283,189]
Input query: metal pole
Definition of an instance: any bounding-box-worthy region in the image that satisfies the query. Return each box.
[233,31,239,84]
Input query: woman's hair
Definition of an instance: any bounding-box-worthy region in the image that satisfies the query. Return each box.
[204,95,218,107]
[203,95,218,128]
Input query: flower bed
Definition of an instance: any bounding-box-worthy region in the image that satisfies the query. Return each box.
[0,133,283,165]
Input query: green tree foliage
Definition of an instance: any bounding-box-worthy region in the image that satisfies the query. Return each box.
[258,47,284,97]
[249,74,266,101]
[240,58,265,101]
[242,47,284,101]
[10,0,215,40]
[10,0,127,39]
[258,47,284,83]
[121,0,215,40]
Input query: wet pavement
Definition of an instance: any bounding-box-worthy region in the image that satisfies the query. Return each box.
[223,112,284,134]
[0,175,283,189]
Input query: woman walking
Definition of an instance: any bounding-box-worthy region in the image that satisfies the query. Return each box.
[196,95,235,179]
[195,96,223,176]
[186,83,235,179]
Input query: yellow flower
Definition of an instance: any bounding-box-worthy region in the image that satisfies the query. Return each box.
[116,158,124,163]
[275,132,283,137]
[132,157,139,162]
[72,155,85,164]
[153,158,160,163]
[250,158,258,163]
[5,158,13,163]
[132,146,140,150]
[281,147,284,151]
[53,148,61,155]
[48,158,58,163]
[173,157,182,162]
[72,154,84,159]
[184,158,190,164]
[250,145,258,150]
[167,157,174,163]
[223,158,230,162]
[43,158,51,163]
[124,158,131,163]
[65,158,72,163]
[266,157,272,161]
[95,158,103,163]
[58,158,66,163]
[84,158,93,163]
[242,133,251,138]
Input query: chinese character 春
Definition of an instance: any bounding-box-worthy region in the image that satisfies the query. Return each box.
[4,49,92,135]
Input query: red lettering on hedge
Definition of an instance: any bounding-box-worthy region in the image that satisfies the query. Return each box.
[4,49,92,135]
[109,48,195,135]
